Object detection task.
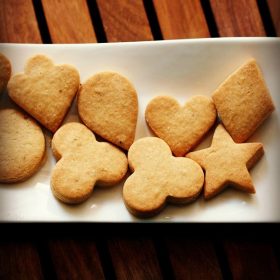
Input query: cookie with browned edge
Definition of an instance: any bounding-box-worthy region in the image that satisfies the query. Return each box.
[78,72,138,150]
[8,55,80,132]
[145,95,216,156]
[51,122,128,204]
[0,109,45,183]
[0,53,11,93]
[212,59,274,143]
[187,124,264,199]
[123,137,204,217]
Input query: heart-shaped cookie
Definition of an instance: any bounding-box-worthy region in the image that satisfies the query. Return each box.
[77,72,138,150]
[145,95,216,156]
[8,55,80,132]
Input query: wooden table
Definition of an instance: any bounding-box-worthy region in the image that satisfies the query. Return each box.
[0,1,280,279]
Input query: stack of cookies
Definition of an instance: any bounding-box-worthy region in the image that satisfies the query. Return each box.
[0,53,275,218]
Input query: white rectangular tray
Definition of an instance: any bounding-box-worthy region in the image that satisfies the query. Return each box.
[0,38,279,222]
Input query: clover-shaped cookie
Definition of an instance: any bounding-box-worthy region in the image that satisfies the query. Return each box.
[51,122,128,204]
[123,137,204,217]
[8,55,80,132]
[145,95,216,156]
[0,53,11,93]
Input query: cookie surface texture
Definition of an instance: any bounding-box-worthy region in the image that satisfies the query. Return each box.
[0,53,12,93]
[187,124,264,199]
[8,55,80,132]
[123,137,204,217]
[51,122,128,204]
[78,72,138,150]
[145,95,216,156]
[0,109,45,183]
[212,59,274,143]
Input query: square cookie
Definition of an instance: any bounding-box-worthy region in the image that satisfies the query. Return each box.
[212,59,275,143]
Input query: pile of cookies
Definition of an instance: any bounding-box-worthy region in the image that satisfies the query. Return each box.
[0,52,275,218]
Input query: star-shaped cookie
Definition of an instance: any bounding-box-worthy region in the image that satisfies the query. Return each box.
[186,124,264,199]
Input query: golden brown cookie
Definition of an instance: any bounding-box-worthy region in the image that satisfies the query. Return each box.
[212,59,275,143]
[8,55,80,132]
[123,137,204,217]
[51,122,128,204]
[0,53,12,93]
[145,95,216,156]
[0,109,45,183]
[186,124,264,199]
[77,72,138,150]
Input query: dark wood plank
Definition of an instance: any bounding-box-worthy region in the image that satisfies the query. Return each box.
[153,0,210,39]
[48,240,105,280]
[224,241,280,280]
[210,0,266,36]
[96,0,153,42]
[42,0,97,43]
[267,0,280,36]
[166,239,223,280]
[108,238,163,280]
[0,0,41,43]
[0,242,43,280]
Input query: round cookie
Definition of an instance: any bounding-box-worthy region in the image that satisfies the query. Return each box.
[77,72,138,150]
[0,53,12,93]
[0,109,46,183]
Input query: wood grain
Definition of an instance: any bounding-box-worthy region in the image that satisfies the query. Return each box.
[0,242,43,280]
[166,239,223,280]
[153,0,210,39]
[96,0,153,42]
[42,0,96,43]
[210,0,265,36]
[48,240,105,280]
[108,238,163,280]
[267,0,280,36]
[0,0,41,43]
[224,241,280,280]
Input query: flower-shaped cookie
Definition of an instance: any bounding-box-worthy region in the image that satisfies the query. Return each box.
[123,137,204,217]
[8,55,80,132]
[51,123,128,204]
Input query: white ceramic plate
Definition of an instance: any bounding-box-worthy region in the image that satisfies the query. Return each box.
[0,38,279,222]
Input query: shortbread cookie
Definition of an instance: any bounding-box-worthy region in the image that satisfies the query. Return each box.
[78,72,138,150]
[187,124,264,199]
[145,96,216,156]
[51,122,128,204]
[8,55,80,132]
[212,59,274,143]
[0,109,45,183]
[0,53,11,93]
[123,137,204,217]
